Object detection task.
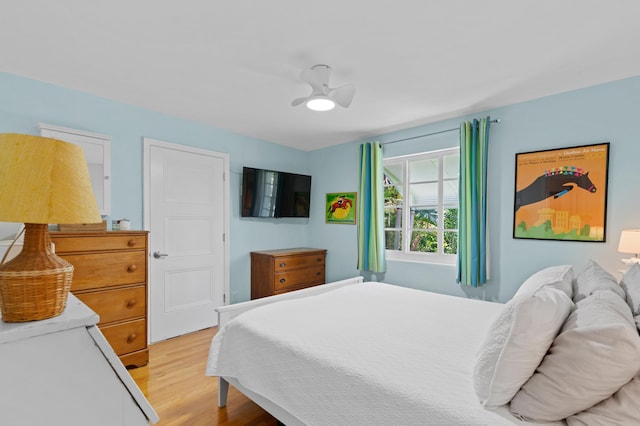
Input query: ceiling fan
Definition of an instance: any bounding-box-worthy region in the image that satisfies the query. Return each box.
[292,64,355,111]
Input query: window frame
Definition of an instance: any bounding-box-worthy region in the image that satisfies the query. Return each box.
[383,147,459,265]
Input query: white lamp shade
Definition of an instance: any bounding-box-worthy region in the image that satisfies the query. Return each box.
[618,229,640,254]
[0,133,102,224]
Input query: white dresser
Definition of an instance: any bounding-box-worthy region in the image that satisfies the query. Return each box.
[0,294,158,425]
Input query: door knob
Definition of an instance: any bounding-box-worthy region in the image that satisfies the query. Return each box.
[153,251,169,259]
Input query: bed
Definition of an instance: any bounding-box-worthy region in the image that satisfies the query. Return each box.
[206,264,640,425]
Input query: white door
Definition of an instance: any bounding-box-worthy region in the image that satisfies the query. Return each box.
[143,138,229,343]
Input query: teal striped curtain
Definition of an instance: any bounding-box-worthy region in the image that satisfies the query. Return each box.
[357,142,386,273]
[457,117,490,287]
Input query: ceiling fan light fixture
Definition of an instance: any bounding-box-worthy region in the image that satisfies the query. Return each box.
[306,96,335,112]
[292,64,354,111]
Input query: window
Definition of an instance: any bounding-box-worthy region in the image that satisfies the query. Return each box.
[383,147,459,264]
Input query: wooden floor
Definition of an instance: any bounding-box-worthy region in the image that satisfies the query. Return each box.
[129,327,278,426]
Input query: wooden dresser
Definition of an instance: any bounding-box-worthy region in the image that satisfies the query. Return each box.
[250,248,327,299]
[50,230,149,368]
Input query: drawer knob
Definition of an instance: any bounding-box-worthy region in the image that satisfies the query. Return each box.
[316,271,321,276]
[126,299,137,308]
[126,333,137,344]
[279,262,286,267]
[127,239,137,247]
[127,264,137,273]
[279,278,286,284]
[316,258,322,262]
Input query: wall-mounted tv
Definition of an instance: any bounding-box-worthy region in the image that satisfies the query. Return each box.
[241,167,312,218]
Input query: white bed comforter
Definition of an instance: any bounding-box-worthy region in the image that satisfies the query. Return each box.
[207,281,557,425]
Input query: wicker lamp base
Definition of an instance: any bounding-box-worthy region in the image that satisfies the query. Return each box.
[0,223,74,322]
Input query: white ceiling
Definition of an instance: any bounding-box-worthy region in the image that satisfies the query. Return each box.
[2,1,640,151]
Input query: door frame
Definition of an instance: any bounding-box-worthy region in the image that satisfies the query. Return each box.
[142,137,230,338]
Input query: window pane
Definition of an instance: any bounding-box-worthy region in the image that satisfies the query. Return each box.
[384,206,402,228]
[444,208,458,229]
[444,231,458,254]
[444,153,459,179]
[384,164,403,187]
[409,230,437,253]
[409,182,438,205]
[385,183,403,204]
[409,158,438,182]
[443,179,458,206]
[385,230,402,250]
[411,208,437,229]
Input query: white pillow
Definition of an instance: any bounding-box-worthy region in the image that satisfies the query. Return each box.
[573,259,625,302]
[620,263,640,316]
[567,375,640,426]
[514,265,574,299]
[473,287,574,408]
[510,290,640,422]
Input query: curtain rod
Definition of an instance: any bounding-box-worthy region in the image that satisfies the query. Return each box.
[381,118,502,146]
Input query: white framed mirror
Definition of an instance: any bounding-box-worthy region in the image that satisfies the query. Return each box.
[39,123,111,216]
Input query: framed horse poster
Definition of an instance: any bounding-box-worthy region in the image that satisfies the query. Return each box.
[326,192,357,224]
[513,142,610,242]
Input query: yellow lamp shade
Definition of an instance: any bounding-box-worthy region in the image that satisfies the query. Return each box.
[0,133,102,322]
[0,133,101,224]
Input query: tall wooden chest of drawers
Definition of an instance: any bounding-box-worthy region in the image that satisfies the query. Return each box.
[250,248,327,299]
[50,230,149,368]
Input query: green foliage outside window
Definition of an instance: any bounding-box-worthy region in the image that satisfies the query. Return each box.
[384,177,458,254]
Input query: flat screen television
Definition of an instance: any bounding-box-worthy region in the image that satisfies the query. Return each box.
[241,167,312,218]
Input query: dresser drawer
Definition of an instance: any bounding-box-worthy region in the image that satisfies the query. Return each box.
[75,286,146,324]
[273,254,325,272]
[274,265,325,291]
[52,233,146,253]
[63,251,146,291]
[100,318,147,356]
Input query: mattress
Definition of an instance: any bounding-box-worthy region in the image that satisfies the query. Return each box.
[207,281,562,425]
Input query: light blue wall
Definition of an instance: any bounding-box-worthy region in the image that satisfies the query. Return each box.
[309,76,640,302]
[0,72,312,303]
[3,71,640,304]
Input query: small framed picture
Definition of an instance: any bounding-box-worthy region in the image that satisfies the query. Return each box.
[326,192,357,224]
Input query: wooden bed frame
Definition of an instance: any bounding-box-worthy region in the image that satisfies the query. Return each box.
[214,276,365,424]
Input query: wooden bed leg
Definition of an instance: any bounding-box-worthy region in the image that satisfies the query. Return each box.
[218,377,229,407]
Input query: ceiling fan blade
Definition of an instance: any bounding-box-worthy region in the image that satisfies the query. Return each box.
[300,68,326,93]
[329,84,355,108]
[292,96,309,107]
